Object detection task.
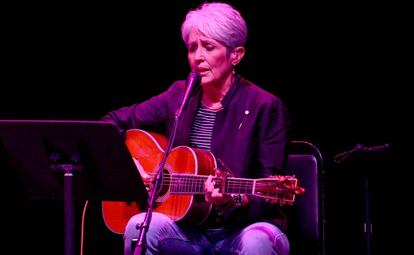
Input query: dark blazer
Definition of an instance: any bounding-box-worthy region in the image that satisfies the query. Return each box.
[101,75,290,230]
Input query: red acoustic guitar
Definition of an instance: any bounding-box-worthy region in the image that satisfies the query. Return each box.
[102,129,304,234]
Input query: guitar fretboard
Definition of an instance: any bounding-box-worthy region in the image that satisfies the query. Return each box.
[167,174,254,194]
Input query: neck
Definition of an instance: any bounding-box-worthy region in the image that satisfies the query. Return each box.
[202,74,234,105]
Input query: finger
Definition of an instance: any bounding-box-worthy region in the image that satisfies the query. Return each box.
[205,191,213,203]
[204,175,214,191]
[211,188,223,198]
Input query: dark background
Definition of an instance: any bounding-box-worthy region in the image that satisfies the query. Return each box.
[2,1,405,254]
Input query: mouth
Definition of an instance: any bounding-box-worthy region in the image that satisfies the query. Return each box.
[196,68,210,76]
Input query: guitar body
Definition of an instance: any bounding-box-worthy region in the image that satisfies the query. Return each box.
[102,129,216,234]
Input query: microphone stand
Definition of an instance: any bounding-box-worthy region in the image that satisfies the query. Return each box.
[133,71,200,255]
[334,143,389,255]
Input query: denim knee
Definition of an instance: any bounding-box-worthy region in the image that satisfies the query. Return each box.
[238,222,289,255]
[123,212,173,255]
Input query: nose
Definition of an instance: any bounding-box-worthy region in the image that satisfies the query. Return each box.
[194,48,204,61]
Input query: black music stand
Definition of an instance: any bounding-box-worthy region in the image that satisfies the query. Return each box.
[0,120,148,255]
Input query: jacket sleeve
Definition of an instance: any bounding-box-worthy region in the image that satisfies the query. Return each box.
[100,81,183,136]
[257,96,290,174]
[224,96,290,229]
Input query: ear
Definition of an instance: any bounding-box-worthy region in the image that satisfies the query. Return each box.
[231,47,245,66]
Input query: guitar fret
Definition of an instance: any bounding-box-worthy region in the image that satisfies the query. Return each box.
[167,174,299,204]
[226,178,254,194]
[169,174,255,194]
[170,174,207,194]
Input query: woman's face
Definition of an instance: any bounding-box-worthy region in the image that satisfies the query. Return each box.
[187,29,233,87]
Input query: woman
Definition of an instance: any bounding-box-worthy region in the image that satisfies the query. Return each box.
[102,2,290,255]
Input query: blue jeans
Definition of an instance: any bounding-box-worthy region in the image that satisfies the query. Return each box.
[124,212,289,255]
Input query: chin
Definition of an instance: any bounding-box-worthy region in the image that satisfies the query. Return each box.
[200,75,214,85]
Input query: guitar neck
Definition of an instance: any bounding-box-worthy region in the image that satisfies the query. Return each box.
[168,174,254,195]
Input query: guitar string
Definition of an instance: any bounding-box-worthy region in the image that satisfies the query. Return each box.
[144,175,295,195]
[146,175,294,186]
[146,173,294,182]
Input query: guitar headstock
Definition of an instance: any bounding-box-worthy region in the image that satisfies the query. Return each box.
[253,175,305,205]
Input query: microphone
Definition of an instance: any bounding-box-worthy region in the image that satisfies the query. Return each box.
[176,71,201,117]
[358,143,390,152]
[334,143,390,164]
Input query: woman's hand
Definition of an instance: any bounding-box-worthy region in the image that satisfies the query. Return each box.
[204,175,232,205]
[132,157,153,194]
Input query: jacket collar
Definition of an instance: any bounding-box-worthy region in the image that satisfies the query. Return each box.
[220,74,243,107]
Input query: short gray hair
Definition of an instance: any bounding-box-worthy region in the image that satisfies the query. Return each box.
[181,2,248,50]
